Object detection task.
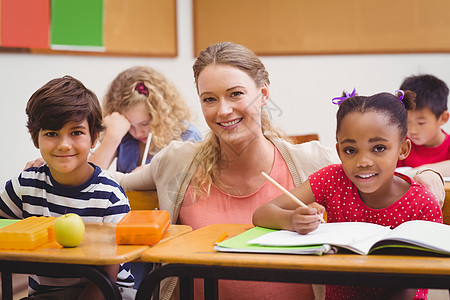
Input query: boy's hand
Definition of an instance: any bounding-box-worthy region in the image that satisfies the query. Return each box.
[291,202,325,235]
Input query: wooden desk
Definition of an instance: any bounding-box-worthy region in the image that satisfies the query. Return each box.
[136,223,450,300]
[0,222,191,300]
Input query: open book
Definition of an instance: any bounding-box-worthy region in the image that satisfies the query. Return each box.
[215,220,450,256]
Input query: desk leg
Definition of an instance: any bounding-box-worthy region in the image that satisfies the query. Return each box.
[136,263,450,300]
[0,261,121,300]
[151,263,161,300]
[179,277,193,300]
[136,265,215,300]
[204,278,218,300]
[136,264,176,300]
[1,272,13,300]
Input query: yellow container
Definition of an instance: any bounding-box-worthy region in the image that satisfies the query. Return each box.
[116,210,170,245]
[0,216,55,250]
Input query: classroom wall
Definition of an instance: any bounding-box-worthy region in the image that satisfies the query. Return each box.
[1,0,450,184]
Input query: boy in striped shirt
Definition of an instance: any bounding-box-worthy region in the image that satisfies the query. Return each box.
[0,76,133,299]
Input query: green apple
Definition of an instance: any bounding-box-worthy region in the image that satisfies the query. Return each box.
[53,213,85,247]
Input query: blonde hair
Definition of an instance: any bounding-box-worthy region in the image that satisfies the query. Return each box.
[192,42,286,194]
[102,66,191,155]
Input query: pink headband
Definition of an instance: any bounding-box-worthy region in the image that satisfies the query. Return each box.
[135,82,149,96]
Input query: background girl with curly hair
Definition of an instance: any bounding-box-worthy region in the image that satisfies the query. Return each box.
[90,66,202,173]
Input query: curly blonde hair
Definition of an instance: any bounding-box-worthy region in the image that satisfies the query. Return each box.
[192,42,286,195]
[102,66,191,155]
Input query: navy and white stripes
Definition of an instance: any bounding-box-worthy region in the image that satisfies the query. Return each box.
[0,163,134,295]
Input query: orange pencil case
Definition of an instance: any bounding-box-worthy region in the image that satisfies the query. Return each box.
[115,210,170,245]
[0,216,55,250]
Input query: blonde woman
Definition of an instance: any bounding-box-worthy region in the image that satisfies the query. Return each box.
[111,42,335,299]
[89,66,202,173]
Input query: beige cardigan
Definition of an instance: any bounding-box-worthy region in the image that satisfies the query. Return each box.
[109,137,339,224]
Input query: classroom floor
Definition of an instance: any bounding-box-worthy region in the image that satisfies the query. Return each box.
[0,274,28,300]
[13,288,28,300]
[429,289,450,300]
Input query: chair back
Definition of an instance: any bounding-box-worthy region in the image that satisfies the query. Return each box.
[289,134,319,144]
[125,190,159,210]
[443,183,450,225]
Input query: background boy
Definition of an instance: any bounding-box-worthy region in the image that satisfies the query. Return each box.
[0,76,132,299]
[397,74,450,176]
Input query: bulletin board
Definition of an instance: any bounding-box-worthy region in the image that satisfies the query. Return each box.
[0,0,177,57]
[193,0,450,56]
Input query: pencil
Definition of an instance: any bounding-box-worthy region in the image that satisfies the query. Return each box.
[214,232,228,245]
[261,171,326,223]
[140,133,153,166]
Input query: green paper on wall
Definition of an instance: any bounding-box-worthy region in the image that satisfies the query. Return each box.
[50,0,104,51]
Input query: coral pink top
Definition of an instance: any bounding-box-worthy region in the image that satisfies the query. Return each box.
[179,148,314,300]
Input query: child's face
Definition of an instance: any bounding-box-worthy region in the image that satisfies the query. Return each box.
[38,119,96,186]
[336,111,410,204]
[407,107,448,147]
[123,102,152,143]
[197,64,269,149]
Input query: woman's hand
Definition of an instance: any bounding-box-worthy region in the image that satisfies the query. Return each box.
[291,202,325,235]
[24,157,45,170]
[413,171,445,207]
[131,165,146,173]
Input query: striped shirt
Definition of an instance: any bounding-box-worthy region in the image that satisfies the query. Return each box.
[0,163,133,295]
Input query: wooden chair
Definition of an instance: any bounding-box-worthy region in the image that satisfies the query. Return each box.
[443,183,450,225]
[443,201,450,225]
[125,190,159,210]
[289,134,319,144]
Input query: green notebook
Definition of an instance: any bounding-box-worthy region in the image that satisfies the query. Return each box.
[214,226,333,255]
[0,219,20,229]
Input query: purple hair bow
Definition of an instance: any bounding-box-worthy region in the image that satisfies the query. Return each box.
[332,88,356,105]
[395,89,405,102]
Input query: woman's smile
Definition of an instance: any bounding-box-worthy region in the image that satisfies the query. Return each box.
[217,118,242,129]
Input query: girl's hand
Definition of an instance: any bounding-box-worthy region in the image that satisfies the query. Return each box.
[88,112,131,169]
[291,202,325,235]
[103,112,131,140]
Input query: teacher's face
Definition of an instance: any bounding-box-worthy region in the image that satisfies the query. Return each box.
[197,64,268,148]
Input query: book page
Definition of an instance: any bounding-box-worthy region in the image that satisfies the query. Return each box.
[372,220,450,253]
[249,222,391,254]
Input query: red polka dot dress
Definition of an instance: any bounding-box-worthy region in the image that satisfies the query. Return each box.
[309,164,443,300]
